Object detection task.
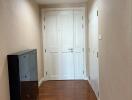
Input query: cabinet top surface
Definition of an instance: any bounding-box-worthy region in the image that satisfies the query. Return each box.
[8,49,37,56]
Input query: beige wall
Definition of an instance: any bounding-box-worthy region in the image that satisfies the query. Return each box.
[99,0,132,100]
[0,0,43,100]
[87,0,132,99]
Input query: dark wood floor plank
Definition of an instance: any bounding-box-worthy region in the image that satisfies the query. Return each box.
[39,80,97,100]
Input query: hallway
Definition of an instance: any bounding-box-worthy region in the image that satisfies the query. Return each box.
[39,80,97,100]
[0,0,132,100]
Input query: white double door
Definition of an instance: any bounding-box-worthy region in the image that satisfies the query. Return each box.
[43,8,85,80]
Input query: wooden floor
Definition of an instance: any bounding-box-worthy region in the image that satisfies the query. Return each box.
[39,80,97,100]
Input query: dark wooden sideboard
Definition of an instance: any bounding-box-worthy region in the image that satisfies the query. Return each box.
[7,49,39,100]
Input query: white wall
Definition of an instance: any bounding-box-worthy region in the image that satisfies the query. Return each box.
[99,0,132,100]
[0,0,43,100]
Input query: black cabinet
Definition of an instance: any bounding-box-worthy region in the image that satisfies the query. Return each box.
[7,49,38,100]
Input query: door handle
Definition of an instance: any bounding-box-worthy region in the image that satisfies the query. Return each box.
[68,48,73,50]
[68,48,74,52]
[97,52,99,58]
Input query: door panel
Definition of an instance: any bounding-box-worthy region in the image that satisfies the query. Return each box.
[44,11,60,80]
[59,11,74,50]
[74,10,84,49]
[74,53,84,79]
[46,52,61,80]
[59,10,74,80]
[61,53,74,79]
[74,9,85,79]
[45,12,59,50]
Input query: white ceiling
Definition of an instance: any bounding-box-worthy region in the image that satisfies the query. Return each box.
[35,0,88,4]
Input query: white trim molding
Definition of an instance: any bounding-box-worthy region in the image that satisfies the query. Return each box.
[84,75,89,80]
[38,77,45,87]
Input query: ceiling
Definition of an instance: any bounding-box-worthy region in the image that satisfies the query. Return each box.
[35,0,88,4]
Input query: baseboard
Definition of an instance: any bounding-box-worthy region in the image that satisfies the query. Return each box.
[88,79,100,100]
[84,75,90,81]
[84,76,89,80]
[38,77,45,87]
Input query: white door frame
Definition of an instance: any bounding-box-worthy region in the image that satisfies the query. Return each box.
[41,7,87,81]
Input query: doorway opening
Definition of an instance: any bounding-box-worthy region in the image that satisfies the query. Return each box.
[42,7,87,80]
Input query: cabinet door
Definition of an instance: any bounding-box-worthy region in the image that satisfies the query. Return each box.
[29,51,38,81]
[19,54,30,81]
[21,82,38,100]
